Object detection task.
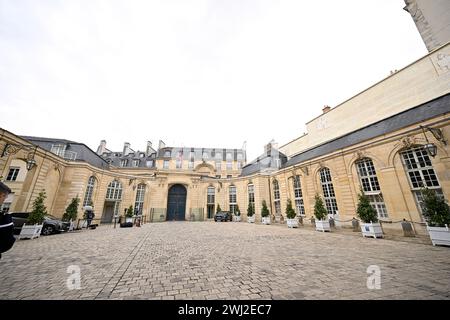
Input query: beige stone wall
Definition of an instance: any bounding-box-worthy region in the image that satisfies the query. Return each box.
[404,0,450,52]
[280,43,450,158]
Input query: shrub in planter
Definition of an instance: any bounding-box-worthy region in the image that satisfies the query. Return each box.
[357,191,382,238]
[216,204,222,213]
[314,194,330,232]
[20,191,47,239]
[286,199,298,228]
[247,202,255,223]
[125,205,134,223]
[261,200,270,225]
[421,188,450,246]
[63,197,80,222]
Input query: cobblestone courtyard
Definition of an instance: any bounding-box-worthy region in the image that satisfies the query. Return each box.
[1,221,449,300]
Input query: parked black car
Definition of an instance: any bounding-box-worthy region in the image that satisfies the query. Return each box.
[11,212,70,235]
[214,211,232,222]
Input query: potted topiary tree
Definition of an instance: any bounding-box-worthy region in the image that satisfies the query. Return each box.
[62,196,79,232]
[126,205,134,223]
[286,199,298,228]
[261,200,270,225]
[247,202,255,223]
[233,204,241,222]
[314,194,331,232]
[356,190,383,238]
[421,188,450,246]
[19,191,46,239]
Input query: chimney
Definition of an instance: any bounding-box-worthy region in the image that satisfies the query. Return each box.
[322,105,331,114]
[146,141,153,156]
[123,142,131,156]
[158,140,166,150]
[96,140,107,155]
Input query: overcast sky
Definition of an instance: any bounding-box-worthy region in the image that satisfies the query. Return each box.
[0,0,427,161]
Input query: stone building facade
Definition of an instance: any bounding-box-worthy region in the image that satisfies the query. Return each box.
[1,43,449,237]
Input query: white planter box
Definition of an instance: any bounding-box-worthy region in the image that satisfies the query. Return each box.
[247,216,255,223]
[18,224,43,240]
[287,218,298,228]
[233,215,241,222]
[125,217,133,223]
[261,216,271,225]
[427,225,450,246]
[315,220,331,232]
[361,222,383,238]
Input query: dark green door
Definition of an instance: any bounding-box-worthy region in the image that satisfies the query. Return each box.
[167,184,187,221]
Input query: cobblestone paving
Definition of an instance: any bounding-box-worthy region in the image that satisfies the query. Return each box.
[1,222,449,300]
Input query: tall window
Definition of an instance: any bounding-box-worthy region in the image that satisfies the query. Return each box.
[50,144,66,157]
[106,180,122,200]
[132,159,139,167]
[163,160,169,169]
[216,161,221,171]
[273,180,281,219]
[164,150,171,157]
[229,185,237,214]
[83,176,96,207]
[319,168,339,215]
[248,184,255,211]
[226,161,232,170]
[146,160,154,167]
[207,186,215,219]
[356,158,388,219]
[6,167,20,181]
[401,146,443,216]
[293,176,305,215]
[134,184,146,215]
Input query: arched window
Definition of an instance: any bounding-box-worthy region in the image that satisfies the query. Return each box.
[356,158,388,219]
[293,176,305,215]
[83,176,96,207]
[106,180,122,200]
[207,186,215,219]
[400,146,443,217]
[134,184,146,215]
[319,168,339,215]
[273,180,281,219]
[248,184,255,210]
[229,185,237,214]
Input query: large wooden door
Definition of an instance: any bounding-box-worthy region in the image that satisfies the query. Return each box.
[167,184,187,221]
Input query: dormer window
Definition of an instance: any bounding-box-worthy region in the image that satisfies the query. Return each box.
[120,159,128,167]
[164,150,171,158]
[51,144,66,157]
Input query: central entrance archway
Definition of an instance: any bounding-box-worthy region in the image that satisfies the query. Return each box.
[167,184,187,221]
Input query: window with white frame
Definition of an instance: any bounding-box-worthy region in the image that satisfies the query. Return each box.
[164,150,171,158]
[319,168,339,215]
[163,160,169,169]
[132,160,139,167]
[176,158,182,169]
[356,158,388,219]
[237,162,243,169]
[226,152,232,160]
[83,176,96,207]
[146,160,154,167]
[216,161,221,171]
[207,186,215,205]
[293,175,305,215]
[106,180,122,200]
[226,161,232,170]
[248,184,255,210]
[202,152,208,160]
[273,180,281,218]
[401,146,443,217]
[216,153,222,160]
[6,167,20,181]
[229,185,237,214]
[188,160,194,169]
[120,159,128,167]
[134,184,146,215]
[51,144,66,157]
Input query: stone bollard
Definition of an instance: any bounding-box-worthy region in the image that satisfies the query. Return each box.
[310,216,315,227]
[329,217,335,228]
[298,215,303,225]
[401,219,415,237]
[352,218,360,232]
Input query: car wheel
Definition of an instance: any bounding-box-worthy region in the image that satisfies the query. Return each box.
[41,225,54,236]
